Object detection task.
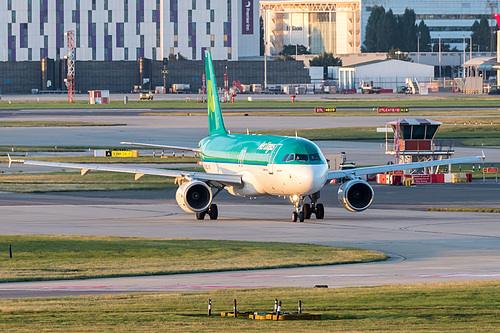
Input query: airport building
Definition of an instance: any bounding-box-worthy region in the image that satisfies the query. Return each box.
[0,0,260,62]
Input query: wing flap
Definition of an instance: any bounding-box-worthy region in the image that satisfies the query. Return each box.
[19,160,242,186]
[328,154,484,180]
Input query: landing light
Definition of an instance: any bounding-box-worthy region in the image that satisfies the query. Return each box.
[292,194,299,202]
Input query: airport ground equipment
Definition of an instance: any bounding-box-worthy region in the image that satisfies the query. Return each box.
[360,80,381,94]
[139,91,154,100]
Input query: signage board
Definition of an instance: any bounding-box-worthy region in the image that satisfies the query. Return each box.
[242,0,254,34]
[377,107,409,113]
[483,167,498,173]
[315,107,325,113]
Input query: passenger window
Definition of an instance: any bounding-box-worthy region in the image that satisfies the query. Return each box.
[296,154,308,161]
[281,154,290,162]
[286,154,295,162]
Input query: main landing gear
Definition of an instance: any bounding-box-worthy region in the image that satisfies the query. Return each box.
[196,203,218,220]
[290,191,324,222]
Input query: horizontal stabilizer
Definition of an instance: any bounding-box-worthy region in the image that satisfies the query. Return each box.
[120,141,201,153]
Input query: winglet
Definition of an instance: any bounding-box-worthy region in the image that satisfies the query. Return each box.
[204,50,228,136]
[481,150,486,162]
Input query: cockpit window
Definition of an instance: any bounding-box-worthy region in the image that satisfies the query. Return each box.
[286,154,295,162]
[281,154,290,162]
[295,154,308,161]
[309,153,321,161]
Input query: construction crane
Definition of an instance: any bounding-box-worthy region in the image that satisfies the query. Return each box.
[67,29,75,103]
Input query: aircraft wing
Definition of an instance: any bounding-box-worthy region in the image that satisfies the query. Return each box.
[328,154,485,180]
[13,159,242,186]
[120,141,202,153]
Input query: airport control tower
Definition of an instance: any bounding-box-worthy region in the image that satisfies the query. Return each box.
[385,119,454,174]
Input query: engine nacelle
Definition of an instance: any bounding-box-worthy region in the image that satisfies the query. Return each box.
[338,179,374,212]
[176,180,212,213]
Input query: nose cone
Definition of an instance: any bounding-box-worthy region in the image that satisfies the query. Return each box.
[293,164,328,195]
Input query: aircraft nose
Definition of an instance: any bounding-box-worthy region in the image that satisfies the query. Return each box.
[294,165,328,194]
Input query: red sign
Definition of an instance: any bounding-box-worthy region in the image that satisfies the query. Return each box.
[315,107,325,113]
[494,13,500,29]
[377,107,409,113]
[378,107,401,113]
[389,170,404,175]
[412,175,432,184]
[483,167,498,173]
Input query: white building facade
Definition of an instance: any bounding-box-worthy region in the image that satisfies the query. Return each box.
[0,0,260,62]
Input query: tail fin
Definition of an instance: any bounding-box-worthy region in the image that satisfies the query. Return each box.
[205,50,228,136]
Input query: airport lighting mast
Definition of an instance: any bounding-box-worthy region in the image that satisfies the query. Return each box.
[67,29,76,103]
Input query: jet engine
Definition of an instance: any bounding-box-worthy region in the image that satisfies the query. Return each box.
[338,179,374,212]
[176,180,212,213]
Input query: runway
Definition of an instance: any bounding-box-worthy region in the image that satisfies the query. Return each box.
[0,183,499,298]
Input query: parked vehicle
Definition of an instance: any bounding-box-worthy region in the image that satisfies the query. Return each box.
[397,85,411,94]
[139,91,154,100]
[360,80,382,94]
[488,86,500,95]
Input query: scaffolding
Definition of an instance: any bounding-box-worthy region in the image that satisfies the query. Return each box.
[67,29,75,103]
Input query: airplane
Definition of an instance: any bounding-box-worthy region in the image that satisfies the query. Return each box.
[10,50,484,222]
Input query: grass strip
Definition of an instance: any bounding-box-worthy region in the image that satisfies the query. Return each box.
[2,96,500,110]
[0,281,498,331]
[428,208,500,213]
[0,170,179,192]
[0,121,125,127]
[0,235,386,283]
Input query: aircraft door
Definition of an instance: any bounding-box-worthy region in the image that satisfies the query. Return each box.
[268,144,282,174]
[238,147,247,168]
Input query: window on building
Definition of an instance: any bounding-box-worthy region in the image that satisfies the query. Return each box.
[28,48,32,61]
[125,47,129,60]
[7,0,12,10]
[104,0,108,10]
[108,10,112,22]
[192,0,196,10]
[92,48,96,60]
[210,9,214,22]
[12,11,16,23]
[210,34,215,47]
[92,0,96,10]
[152,47,156,61]
[206,0,210,10]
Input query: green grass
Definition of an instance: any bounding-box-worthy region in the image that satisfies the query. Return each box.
[0,170,179,192]
[0,121,124,127]
[0,281,498,331]
[0,235,386,282]
[428,208,500,213]
[2,96,500,110]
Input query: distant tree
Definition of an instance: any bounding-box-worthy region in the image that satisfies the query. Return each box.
[363,6,385,52]
[376,9,398,51]
[386,47,412,61]
[280,44,311,56]
[417,20,431,52]
[469,18,491,52]
[309,52,342,67]
[397,8,418,52]
[432,43,451,52]
[168,53,187,61]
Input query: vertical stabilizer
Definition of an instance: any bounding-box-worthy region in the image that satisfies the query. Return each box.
[205,50,228,136]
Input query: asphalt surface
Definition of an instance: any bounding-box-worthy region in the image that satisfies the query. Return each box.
[0,103,499,299]
[0,182,499,298]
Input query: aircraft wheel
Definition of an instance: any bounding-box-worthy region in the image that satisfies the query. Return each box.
[208,204,218,220]
[196,212,206,220]
[291,211,298,222]
[299,211,305,222]
[303,204,311,219]
[315,203,324,220]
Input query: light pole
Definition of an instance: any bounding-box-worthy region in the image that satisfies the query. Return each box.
[263,8,268,89]
[438,35,442,78]
[417,32,421,63]
[463,35,466,78]
[395,50,402,60]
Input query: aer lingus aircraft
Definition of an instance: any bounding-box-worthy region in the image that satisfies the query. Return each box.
[11,50,484,222]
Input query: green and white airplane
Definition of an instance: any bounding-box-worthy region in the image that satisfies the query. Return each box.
[11,50,484,222]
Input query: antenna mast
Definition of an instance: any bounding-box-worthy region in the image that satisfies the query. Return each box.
[67,29,76,103]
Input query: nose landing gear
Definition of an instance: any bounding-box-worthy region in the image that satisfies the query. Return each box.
[290,191,324,222]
